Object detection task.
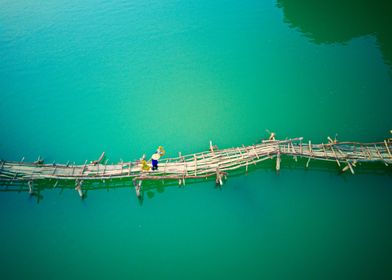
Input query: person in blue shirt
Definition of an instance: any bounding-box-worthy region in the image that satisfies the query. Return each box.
[151,153,160,170]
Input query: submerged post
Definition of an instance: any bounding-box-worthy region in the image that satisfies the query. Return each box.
[75,179,84,198]
[216,168,223,186]
[133,179,142,197]
[28,180,33,194]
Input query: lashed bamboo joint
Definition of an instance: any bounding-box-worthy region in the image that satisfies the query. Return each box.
[1,137,391,197]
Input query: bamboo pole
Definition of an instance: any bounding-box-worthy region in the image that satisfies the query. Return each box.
[216,168,223,186]
[1,138,391,185]
[81,160,88,175]
[306,157,311,168]
[194,154,197,176]
[299,139,303,154]
[251,145,260,159]
[360,145,368,159]
[329,145,341,167]
[52,165,57,175]
[237,148,244,159]
[290,141,297,162]
[209,140,215,156]
[384,140,392,159]
[242,145,257,165]
[163,160,168,176]
[342,161,355,174]
[374,145,388,166]
[322,143,327,158]
[347,161,355,174]
[365,146,373,160]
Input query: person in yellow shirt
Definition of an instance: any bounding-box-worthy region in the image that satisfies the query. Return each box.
[140,159,150,171]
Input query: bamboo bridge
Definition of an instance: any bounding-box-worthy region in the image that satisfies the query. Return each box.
[1,136,391,198]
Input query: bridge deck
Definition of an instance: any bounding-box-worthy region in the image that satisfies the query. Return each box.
[1,138,391,186]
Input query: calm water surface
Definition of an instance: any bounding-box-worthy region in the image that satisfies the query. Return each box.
[1,0,391,279]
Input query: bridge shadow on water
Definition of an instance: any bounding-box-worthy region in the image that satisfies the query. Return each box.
[1,156,391,204]
[276,0,392,69]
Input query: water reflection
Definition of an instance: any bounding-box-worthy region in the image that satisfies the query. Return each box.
[277,0,392,67]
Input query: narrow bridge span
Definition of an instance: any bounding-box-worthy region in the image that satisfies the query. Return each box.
[1,137,391,197]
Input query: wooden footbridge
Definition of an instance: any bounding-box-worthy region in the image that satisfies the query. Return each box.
[1,136,391,198]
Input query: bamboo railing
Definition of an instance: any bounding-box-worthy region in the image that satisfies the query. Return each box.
[1,137,391,198]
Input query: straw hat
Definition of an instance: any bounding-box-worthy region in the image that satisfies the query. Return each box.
[151,153,161,160]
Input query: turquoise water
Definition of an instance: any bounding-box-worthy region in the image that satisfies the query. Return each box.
[1,0,392,279]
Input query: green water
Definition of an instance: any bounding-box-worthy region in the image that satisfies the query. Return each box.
[1,0,392,279]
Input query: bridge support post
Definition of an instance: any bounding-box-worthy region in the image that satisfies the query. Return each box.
[215,168,223,186]
[133,179,142,197]
[75,179,84,198]
[306,157,311,168]
[28,180,33,194]
[342,161,355,175]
